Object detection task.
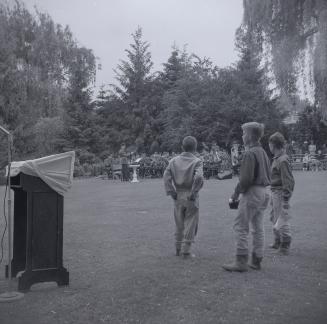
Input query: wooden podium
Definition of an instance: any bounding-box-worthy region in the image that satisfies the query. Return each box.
[6,173,69,291]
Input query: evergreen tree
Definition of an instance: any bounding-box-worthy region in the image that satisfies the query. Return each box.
[161,46,190,88]
[112,27,154,151]
[61,47,100,155]
[222,27,285,145]
[158,48,195,151]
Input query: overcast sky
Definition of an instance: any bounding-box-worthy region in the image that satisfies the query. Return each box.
[21,0,244,91]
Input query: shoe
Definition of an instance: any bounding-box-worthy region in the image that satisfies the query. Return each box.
[182,252,196,259]
[249,252,262,270]
[222,255,248,272]
[270,229,280,249]
[279,241,291,255]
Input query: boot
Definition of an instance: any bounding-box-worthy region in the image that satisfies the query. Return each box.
[249,252,262,270]
[182,252,196,259]
[279,240,291,255]
[269,238,280,249]
[182,242,195,259]
[222,255,248,272]
[175,242,182,256]
[270,229,280,249]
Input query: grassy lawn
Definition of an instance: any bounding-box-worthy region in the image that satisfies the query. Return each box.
[0,171,327,324]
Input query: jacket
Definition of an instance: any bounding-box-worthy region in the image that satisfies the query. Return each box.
[271,152,295,201]
[163,152,204,195]
[234,143,271,196]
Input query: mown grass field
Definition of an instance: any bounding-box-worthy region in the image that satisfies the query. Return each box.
[1,171,327,324]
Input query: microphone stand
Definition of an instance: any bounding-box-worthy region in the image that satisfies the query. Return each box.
[0,125,24,302]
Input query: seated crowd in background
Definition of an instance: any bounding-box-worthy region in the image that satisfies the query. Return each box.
[100,140,327,181]
[287,141,327,171]
[102,143,235,180]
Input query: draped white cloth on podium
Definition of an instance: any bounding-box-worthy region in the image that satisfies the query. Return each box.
[9,151,75,196]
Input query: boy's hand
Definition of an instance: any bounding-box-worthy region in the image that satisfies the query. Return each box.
[188,193,196,201]
[231,192,239,201]
[170,192,177,200]
[282,200,290,209]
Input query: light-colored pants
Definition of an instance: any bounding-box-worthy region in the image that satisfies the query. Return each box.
[174,191,199,253]
[233,186,269,258]
[270,189,291,242]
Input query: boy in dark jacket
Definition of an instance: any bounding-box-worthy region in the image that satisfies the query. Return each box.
[269,132,295,255]
[223,122,271,272]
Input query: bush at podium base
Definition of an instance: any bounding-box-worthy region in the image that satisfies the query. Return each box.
[5,172,69,291]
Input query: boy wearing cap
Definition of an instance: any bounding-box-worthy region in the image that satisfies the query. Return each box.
[269,132,295,255]
[163,136,204,258]
[223,122,271,272]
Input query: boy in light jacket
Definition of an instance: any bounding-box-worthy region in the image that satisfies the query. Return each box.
[163,136,204,258]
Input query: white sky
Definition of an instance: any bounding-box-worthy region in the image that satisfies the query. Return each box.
[20,0,244,92]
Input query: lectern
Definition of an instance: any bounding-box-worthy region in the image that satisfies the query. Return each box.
[6,173,68,291]
[5,151,75,291]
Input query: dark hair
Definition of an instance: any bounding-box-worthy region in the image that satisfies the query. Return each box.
[182,136,197,152]
[269,132,286,149]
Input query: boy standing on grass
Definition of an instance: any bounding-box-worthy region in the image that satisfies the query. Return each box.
[223,122,271,272]
[163,136,204,258]
[269,132,295,255]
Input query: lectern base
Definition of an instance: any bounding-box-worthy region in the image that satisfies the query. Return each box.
[17,267,69,291]
[0,291,24,303]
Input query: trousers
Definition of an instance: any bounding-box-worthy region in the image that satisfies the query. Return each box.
[270,189,292,242]
[174,191,199,253]
[233,186,269,258]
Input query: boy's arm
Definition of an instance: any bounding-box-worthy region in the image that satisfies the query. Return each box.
[280,160,295,202]
[232,152,256,199]
[190,160,204,199]
[163,161,177,199]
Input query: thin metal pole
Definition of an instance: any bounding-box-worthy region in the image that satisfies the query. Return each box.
[7,134,12,291]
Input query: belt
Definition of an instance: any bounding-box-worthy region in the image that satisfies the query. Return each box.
[176,189,192,192]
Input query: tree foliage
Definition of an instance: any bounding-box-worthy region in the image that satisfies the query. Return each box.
[99,29,285,154]
[0,1,97,163]
[292,106,327,147]
[242,0,327,120]
[0,2,306,165]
